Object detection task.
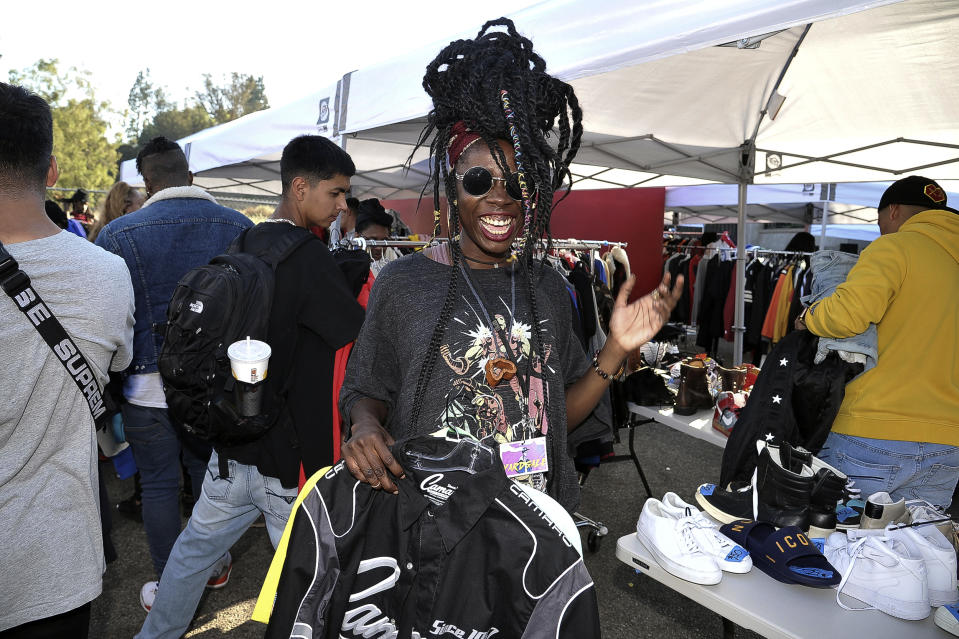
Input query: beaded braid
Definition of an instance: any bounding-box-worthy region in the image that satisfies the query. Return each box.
[409,17,584,432]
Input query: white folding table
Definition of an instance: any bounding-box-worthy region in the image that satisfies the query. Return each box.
[616,533,945,639]
[627,403,728,449]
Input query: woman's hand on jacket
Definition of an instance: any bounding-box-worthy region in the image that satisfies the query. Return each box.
[341,419,405,494]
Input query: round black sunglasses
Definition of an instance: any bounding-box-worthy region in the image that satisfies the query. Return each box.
[455,166,524,201]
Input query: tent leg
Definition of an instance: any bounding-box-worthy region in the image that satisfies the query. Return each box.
[733,181,747,366]
[820,200,830,249]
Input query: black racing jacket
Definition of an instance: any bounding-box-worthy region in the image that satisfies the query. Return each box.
[263,436,601,639]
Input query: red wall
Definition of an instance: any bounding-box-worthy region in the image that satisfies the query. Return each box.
[382,187,665,299]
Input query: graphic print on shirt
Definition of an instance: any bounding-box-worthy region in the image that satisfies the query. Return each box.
[437,294,553,488]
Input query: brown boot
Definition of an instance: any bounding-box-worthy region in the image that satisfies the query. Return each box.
[675,359,712,415]
[717,365,748,393]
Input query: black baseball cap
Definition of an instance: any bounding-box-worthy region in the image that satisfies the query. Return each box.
[877,176,957,214]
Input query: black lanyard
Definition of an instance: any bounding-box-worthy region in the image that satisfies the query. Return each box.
[457,260,534,409]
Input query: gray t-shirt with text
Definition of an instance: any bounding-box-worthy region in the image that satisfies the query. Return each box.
[0,231,133,630]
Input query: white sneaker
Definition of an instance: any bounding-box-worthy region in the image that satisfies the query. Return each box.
[140,580,158,612]
[849,524,958,607]
[936,604,959,636]
[861,492,911,529]
[206,550,232,589]
[826,533,930,620]
[636,498,722,585]
[659,492,752,573]
[907,500,957,542]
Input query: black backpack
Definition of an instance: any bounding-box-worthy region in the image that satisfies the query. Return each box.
[158,226,313,447]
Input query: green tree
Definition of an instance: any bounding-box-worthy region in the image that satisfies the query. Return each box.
[8,59,118,196]
[139,104,214,143]
[126,69,172,141]
[121,71,269,163]
[194,72,269,124]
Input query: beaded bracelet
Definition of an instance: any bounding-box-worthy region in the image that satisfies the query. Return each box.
[591,351,626,381]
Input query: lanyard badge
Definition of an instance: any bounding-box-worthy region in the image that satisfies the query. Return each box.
[499,438,549,478]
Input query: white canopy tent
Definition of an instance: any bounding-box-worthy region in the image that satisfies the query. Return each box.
[808,224,881,242]
[119,0,959,363]
[663,180,959,225]
[122,0,957,197]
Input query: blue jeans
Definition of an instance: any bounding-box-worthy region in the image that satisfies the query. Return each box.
[803,250,878,374]
[818,432,959,508]
[135,451,297,639]
[121,404,211,577]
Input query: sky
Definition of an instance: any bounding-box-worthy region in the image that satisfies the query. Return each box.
[1,0,543,136]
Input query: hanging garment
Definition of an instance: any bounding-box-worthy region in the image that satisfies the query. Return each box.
[787,264,812,337]
[610,248,630,299]
[688,252,703,318]
[772,265,795,343]
[330,275,374,457]
[696,255,733,351]
[718,330,864,488]
[761,269,788,342]
[260,437,601,639]
[594,256,608,286]
[568,262,598,343]
[593,279,615,335]
[801,251,878,375]
[723,263,737,342]
[744,262,771,349]
[669,255,691,324]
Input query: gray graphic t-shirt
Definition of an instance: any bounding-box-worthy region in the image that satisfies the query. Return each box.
[340,252,609,512]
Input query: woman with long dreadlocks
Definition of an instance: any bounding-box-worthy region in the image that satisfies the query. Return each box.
[340,18,683,512]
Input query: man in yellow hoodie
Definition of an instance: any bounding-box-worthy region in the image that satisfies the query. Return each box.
[798,176,959,508]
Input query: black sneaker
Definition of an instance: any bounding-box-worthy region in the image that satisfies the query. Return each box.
[116,495,142,522]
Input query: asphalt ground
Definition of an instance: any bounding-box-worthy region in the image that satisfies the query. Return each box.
[91,421,957,639]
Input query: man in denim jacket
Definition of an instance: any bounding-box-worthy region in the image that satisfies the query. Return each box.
[95,137,252,609]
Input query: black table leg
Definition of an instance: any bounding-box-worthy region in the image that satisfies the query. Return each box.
[628,422,654,499]
[722,617,736,639]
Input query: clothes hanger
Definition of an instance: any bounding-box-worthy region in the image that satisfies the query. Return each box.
[404,427,497,475]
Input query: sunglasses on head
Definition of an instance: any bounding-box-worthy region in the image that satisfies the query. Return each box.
[455,166,524,201]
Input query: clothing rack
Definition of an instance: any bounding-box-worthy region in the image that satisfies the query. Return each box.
[342,237,628,251]
[667,245,815,257]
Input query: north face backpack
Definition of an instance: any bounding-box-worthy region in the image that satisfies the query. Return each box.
[158,226,313,447]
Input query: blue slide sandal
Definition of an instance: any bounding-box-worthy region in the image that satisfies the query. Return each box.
[719,520,840,587]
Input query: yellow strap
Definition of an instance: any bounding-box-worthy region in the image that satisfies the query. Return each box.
[251,466,332,624]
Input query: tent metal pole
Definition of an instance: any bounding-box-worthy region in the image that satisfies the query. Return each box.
[733,181,747,366]
[820,200,830,248]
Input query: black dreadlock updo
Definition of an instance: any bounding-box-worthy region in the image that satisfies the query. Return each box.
[409,17,584,430]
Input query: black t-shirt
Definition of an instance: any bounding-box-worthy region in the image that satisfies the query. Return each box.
[222,223,365,488]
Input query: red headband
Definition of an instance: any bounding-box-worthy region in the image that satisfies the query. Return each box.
[447,121,482,169]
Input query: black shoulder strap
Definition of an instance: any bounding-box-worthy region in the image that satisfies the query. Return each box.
[261,229,315,269]
[0,239,108,425]
[231,223,315,270]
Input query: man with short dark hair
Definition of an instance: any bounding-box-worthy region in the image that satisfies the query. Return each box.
[136,135,364,639]
[95,136,253,611]
[799,175,959,507]
[0,82,134,637]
